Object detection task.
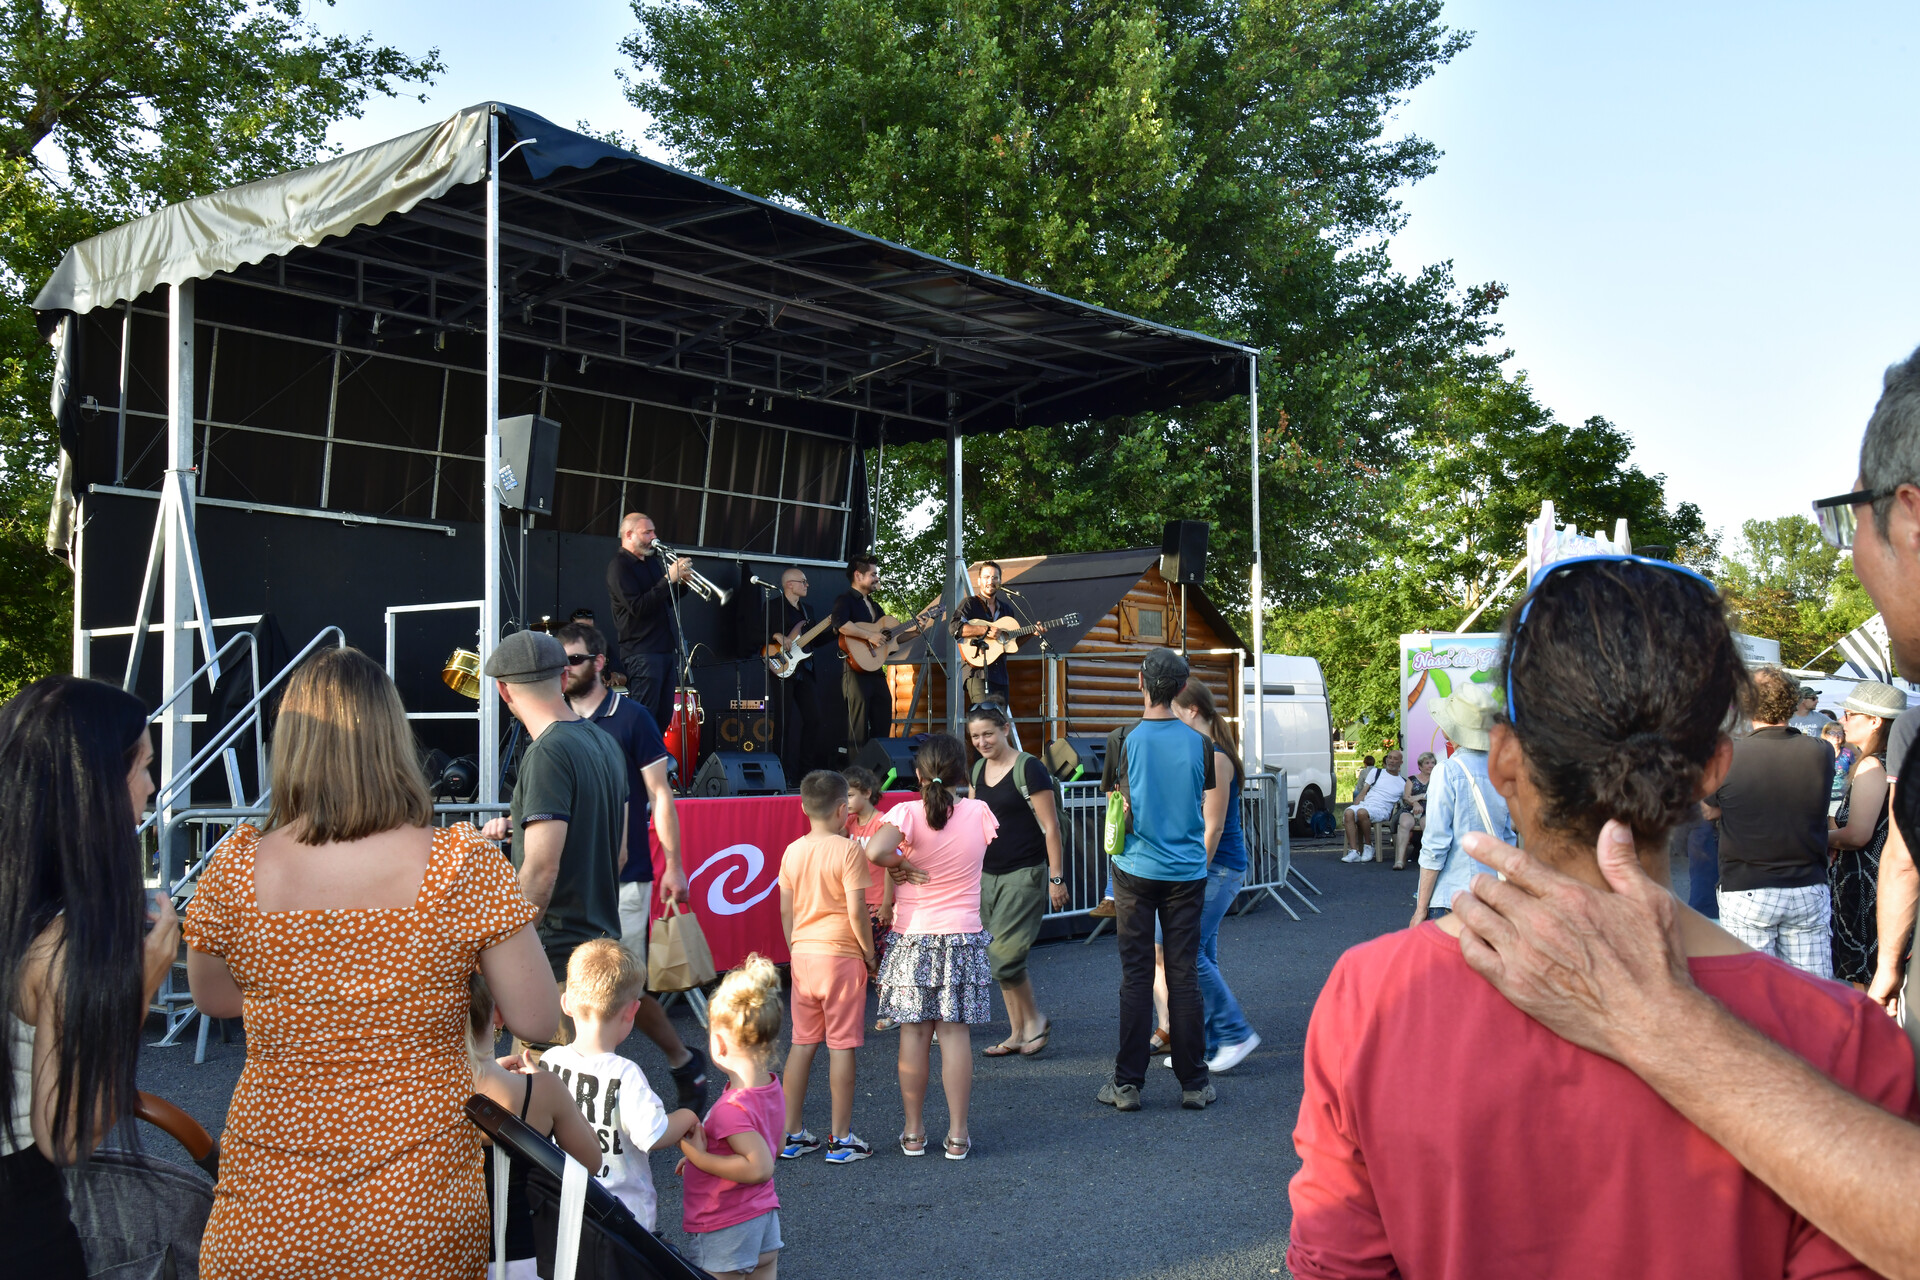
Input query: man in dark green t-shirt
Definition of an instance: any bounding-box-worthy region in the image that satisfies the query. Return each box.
[484,630,630,985]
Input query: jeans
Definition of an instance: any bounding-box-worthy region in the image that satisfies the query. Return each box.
[1113,866,1207,1091]
[1198,863,1254,1057]
[1687,819,1720,919]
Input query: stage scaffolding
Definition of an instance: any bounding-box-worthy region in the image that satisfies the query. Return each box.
[36,101,1265,806]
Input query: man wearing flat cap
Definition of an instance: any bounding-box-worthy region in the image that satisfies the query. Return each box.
[483,630,631,1053]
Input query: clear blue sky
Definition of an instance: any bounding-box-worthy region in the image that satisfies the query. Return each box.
[313,0,1920,545]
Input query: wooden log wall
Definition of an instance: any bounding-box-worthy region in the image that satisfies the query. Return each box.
[884,564,1244,749]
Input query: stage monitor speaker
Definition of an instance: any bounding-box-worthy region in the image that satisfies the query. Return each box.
[1160,519,1209,586]
[690,750,788,797]
[1044,735,1109,784]
[497,414,560,515]
[712,703,775,752]
[851,737,921,793]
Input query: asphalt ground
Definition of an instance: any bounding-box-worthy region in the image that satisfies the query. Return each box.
[135,838,1415,1278]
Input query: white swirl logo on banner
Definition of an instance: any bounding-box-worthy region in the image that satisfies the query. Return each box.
[688,843,780,916]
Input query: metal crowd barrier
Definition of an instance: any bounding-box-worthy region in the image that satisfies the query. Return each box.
[1040,768,1319,930]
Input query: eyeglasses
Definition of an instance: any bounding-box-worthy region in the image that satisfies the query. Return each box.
[1811,488,1899,549]
[563,652,596,667]
[1506,554,1719,728]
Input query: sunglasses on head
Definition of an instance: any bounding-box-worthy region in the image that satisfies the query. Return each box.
[1506,553,1718,728]
[1811,487,1903,550]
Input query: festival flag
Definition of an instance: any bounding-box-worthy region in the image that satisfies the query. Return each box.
[1835,614,1893,681]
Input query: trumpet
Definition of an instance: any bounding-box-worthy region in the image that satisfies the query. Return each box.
[656,542,732,606]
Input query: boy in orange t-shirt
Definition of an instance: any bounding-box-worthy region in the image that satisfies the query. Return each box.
[778,769,877,1164]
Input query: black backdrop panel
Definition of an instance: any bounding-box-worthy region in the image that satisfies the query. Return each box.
[80,492,861,787]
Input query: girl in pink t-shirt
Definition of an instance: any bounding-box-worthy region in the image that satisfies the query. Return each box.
[865,733,998,1160]
[677,956,785,1279]
[843,765,901,1030]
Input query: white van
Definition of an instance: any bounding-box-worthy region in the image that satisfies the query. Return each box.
[1242,654,1336,831]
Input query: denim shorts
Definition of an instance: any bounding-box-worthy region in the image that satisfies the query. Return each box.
[687,1209,782,1274]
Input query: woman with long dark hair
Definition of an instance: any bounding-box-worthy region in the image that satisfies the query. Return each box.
[1171,677,1260,1073]
[2,676,179,1276]
[184,647,560,1278]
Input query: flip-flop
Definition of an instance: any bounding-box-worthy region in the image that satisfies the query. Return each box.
[900,1132,927,1157]
[1018,1020,1053,1057]
[982,1038,1025,1057]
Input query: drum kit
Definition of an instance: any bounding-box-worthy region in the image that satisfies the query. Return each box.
[440,648,705,791]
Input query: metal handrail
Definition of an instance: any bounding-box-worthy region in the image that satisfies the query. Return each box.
[140,626,347,835]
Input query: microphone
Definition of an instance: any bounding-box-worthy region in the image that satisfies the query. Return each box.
[999,586,1025,597]
[750,576,780,590]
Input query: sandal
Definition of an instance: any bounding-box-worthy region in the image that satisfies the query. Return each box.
[943,1134,972,1161]
[899,1131,927,1157]
[982,1038,1024,1057]
[874,1017,897,1032]
[1148,1028,1171,1055]
[1018,1019,1052,1057]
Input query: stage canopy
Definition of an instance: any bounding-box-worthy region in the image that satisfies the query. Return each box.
[37,102,1250,560]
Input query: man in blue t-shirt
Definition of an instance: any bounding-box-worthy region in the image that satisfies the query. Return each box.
[1097,647,1216,1113]
[554,622,708,1113]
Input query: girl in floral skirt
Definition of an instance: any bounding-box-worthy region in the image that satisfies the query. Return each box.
[867,733,998,1160]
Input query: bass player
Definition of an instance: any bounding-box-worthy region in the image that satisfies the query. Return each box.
[955,561,1043,719]
[770,567,824,779]
[832,554,892,749]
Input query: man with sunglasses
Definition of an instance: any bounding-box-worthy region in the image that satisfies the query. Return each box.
[1448,351,1920,1280]
[553,620,709,1110]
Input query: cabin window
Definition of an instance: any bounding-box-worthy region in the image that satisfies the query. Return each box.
[1136,608,1164,640]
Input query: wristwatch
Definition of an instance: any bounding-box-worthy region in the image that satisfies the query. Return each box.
[1048,876,1065,885]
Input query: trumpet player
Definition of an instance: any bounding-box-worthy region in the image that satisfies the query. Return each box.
[608,511,692,732]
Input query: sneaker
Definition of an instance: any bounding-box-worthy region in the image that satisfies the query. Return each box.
[823,1133,872,1164]
[780,1130,822,1160]
[1156,1055,1173,1069]
[1207,1032,1261,1075]
[670,1046,711,1114]
[1358,845,1376,863]
[1096,1079,1142,1111]
[1181,1083,1218,1110]
[1341,849,1362,863]
[1089,898,1118,919]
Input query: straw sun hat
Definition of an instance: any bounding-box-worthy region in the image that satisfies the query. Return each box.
[1431,680,1500,752]
[1841,681,1906,720]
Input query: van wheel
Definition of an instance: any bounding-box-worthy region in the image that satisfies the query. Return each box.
[1291,787,1326,837]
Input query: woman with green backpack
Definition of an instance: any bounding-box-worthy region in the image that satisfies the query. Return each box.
[966,703,1068,1058]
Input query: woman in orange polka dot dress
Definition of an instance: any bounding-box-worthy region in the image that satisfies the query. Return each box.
[184,648,562,1279]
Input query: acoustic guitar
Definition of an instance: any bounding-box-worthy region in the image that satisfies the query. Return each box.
[838,604,947,672]
[762,614,837,679]
[958,612,1081,668]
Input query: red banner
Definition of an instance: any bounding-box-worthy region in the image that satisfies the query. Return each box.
[649,792,915,973]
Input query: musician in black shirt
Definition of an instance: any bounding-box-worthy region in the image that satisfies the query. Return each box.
[832,555,892,749]
[606,512,691,732]
[954,561,1042,715]
[771,567,825,778]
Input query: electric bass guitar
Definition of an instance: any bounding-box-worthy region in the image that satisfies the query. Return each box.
[959,613,1080,668]
[838,604,947,673]
[762,614,837,679]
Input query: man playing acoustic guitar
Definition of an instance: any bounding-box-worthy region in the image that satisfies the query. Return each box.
[833,555,892,749]
[954,561,1043,718]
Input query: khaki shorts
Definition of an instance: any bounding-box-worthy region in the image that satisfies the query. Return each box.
[980,863,1048,986]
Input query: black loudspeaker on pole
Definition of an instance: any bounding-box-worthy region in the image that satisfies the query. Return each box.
[1161,519,1209,586]
[497,415,560,515]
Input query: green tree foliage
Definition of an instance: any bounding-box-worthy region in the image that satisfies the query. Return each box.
[1716,515,1877,669]
[1270,371,1707,749]
[624,0,1504,612]
[0,1,439,698]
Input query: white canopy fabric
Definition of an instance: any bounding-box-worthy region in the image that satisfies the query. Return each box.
[33,107,490,316]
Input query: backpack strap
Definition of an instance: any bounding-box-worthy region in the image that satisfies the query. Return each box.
[975,751,1046,822]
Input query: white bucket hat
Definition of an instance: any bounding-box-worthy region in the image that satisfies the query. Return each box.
[1431,679,1500,752]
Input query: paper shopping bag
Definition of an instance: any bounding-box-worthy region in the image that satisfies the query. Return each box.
[648,902,717,993]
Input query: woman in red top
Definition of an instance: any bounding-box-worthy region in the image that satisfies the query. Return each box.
[1287,555,1920,1280]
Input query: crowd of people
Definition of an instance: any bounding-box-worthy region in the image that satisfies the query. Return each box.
[13,352,1920,1276]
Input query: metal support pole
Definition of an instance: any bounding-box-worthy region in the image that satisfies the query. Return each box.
[1249,353,1265,768]
[161,281,197,824]
[481,112,503,806]
[944,422,964,738]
